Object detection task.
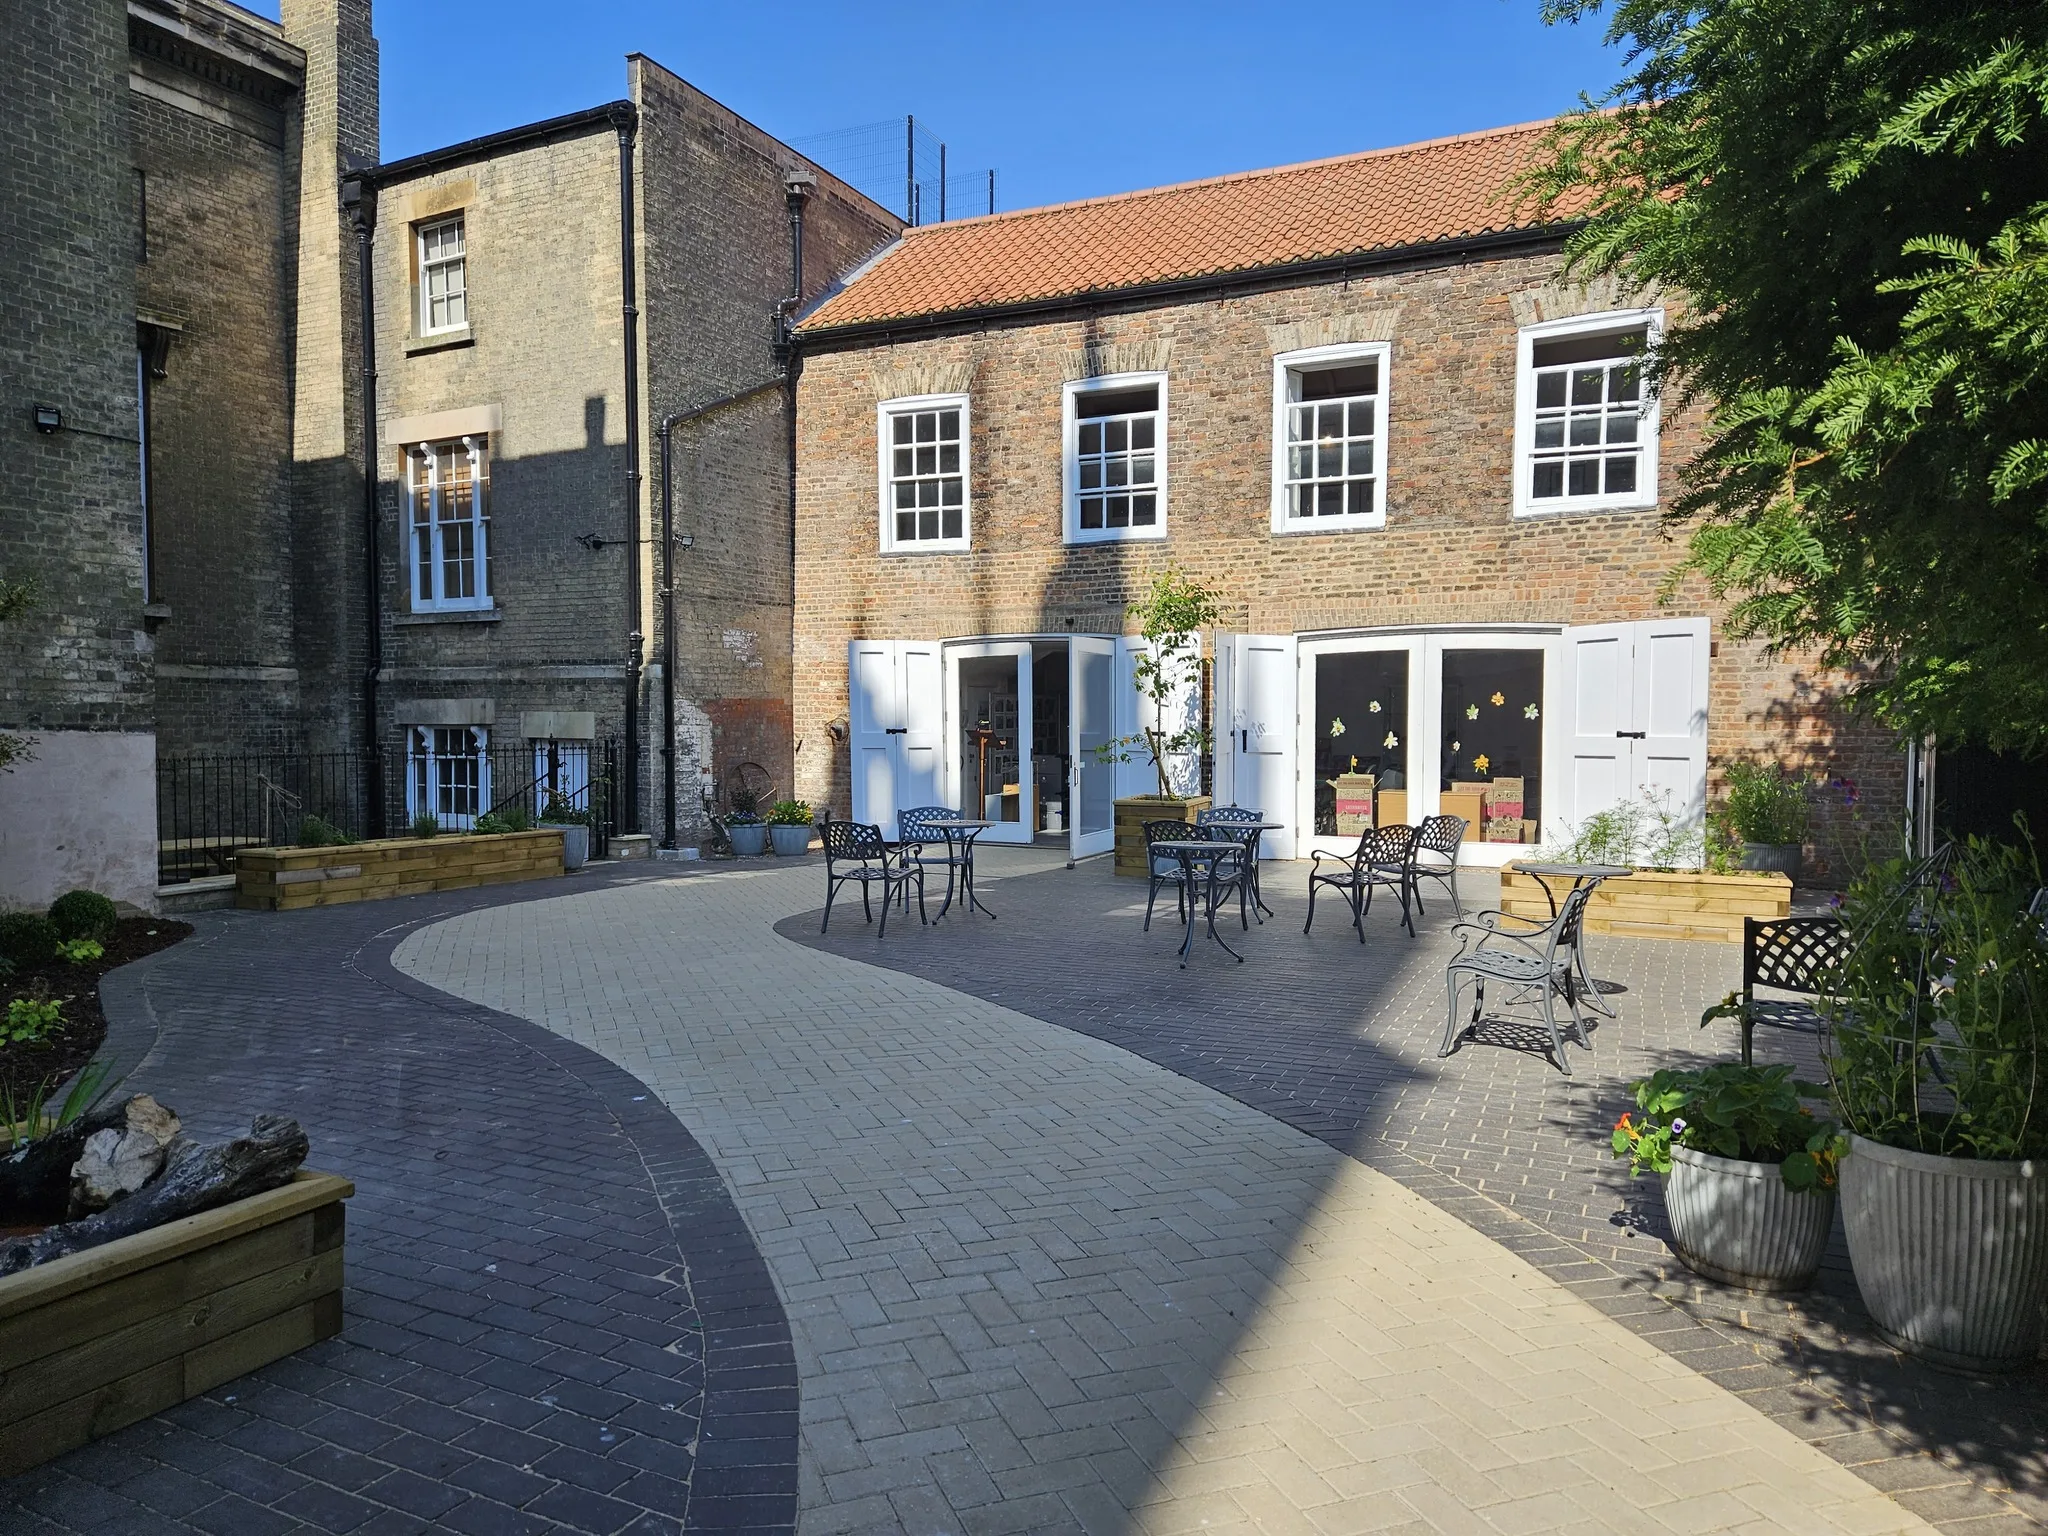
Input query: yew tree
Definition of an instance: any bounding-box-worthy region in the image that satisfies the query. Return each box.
[1529,0,2048,754]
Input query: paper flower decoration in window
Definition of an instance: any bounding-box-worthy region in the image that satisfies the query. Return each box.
[1383,731,1399,750]
[1368,700,1382,713]
[1329,716,1346,737]
[1490,691,1505,707]
[1465,704,1479,720]
[1523,703,1540,720]
[1473,753,1491,774]
[1450,740,1461,753]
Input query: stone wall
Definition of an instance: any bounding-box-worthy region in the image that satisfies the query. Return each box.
[792,250,1903,881]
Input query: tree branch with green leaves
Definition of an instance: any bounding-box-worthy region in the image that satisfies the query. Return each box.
[1093,568,1222,799]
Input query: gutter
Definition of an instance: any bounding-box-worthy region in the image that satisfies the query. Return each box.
[793,223,1581,350]
[613,104,643,837]
[339,174,384,835]
[348,102,632,190]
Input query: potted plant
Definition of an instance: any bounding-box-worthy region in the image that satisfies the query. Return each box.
[1712,761,1810,884]
[1099,568,1221,876]
[538,791,592,870]
[1612,1062,1844,1291]
[726,785,768,856]
[766,799,814,857]
[1822,837,2048,1372]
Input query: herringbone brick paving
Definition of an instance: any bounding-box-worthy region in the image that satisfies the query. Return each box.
[4,866,796,1536]
[396,853,1985,1534]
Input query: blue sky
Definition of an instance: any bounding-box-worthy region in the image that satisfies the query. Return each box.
[287,1,1627,215]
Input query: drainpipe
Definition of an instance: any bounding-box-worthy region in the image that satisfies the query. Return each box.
[610,103,644,834]
[341,174,385,836]
[779,171,813,804]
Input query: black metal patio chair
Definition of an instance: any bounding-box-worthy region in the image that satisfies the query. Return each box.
[897,805,966,910]
[1406,814,1468,922]
[820,818,924,935]
[1305,823,1419,940]
[1442,882,1597,1075]
[1197,805,1270,917]
[1705,915,1849,1066]
[1142,819,1197,931]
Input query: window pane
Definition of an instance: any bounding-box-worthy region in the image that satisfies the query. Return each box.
[1347,441,1374,476]
[1534,420,1564,449]
[919,507,938,539]
[1079,461,1101,490]
[1606,411,1638,445]
[1348,400,1375,437]
[941,477,962,505]
[1080,423,1101,455]
[1318,443,1341,478]
[1440,649,1544,842]
[1568,414,1602,446]
[1313,648,1409,834]
[1613,365,1642,403]
[938,409,959,439]
[1106,458,1127,487]
[1105,420,1127,453]
[1131,417,1155,451]
[1318,403,1343,438]
[1317,483,1343,516]
[1076,385,1155,418]
[1568,458,1600,496]
[893,448,913,476]
[1129,455,1153,486]
[1131,494,1156,526]
[942,506,962,539]
[893,415,912,444]
[1106,495,1129,527]
[897,510,916,540]
[918,480,938,507]
[939,443,959,473]
[1080,497,1103,529]
[1299,361,1377,401]
[1289,445,1313,481]
[1535,371,1567,409]
[895,482,916,509]
[915,413,936,443]
[1533,461,1564,499]
[1288,405,1311,444]
[1348,479,1375,517]
[1571,367,1605,405]
[1605,455,1638,494]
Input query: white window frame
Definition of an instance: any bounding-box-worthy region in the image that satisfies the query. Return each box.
[405,435,493,613]
[1062,371,1168,545]
[876,392,971,554]
[406,725,490,830]
[1513,307,1662,518]
[1270,341,1391,534]
[417,214,468,336]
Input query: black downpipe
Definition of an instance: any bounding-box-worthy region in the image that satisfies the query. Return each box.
[612,105,643,835]
[342,176,385,836]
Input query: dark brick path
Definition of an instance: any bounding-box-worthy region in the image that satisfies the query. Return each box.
[784,853,2048,1534]
[5,867,796,1536]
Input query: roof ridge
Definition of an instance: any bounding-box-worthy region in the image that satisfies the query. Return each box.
[895,115,1561,238]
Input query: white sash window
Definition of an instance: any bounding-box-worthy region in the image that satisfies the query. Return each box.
[418,215,467,335]
[407,436,492,611]
[408,725,489,831]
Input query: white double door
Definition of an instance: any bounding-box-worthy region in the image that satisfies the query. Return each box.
[847,636,1131,856]
[1560,617,1711,834]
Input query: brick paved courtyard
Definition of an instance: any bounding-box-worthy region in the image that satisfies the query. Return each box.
[4,852,2041,1534]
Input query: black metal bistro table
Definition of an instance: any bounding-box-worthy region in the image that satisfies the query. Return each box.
[919,818,997,920]
[1151,838,1252,967]
[1207,822,1285,919]
[1508,861,1633,1017]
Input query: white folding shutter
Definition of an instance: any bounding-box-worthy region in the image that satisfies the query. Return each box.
[1210,633,1238,807]
[1564,623,1635,837]
[896,641,944,832]
[1112,637,1156,801]
[1632,616,1710,825]
[848,640,902,833]
[1230,634,1298,858]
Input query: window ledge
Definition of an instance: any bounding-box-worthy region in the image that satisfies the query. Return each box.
[405,327,473,356]
[1512,499,1658,520]
[396,607,501,626]
[1271,518,1387,537]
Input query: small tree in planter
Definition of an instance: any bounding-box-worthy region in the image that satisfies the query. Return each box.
[1613,1063,1845,1291]
[1712,761,1811,882]
[1822,836,2048,1370]
[766,800,814,857]
[1096,569,1221,874]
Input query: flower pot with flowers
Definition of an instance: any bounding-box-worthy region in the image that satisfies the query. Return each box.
[1820,837,2048,1372]
[1613,1062,1845,1291]
[725,785,768,856]
[1710,761,1812,885]
[766,800,815,857]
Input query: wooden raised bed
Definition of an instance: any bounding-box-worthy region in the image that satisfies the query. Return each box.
[1500,862,1791,942]
[235,829,564,910]
[0,1170,352,1476]
[1112,795,1212,878]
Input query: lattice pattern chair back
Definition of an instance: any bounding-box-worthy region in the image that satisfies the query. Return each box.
[1415,815,1466,859]
[1552,882,1595,960]
[897,806,957,844]
[1144,819,1197,862]
[1365,823,1417,866]
[1196,806,1263,827]
[1746,916,1847,995]
[823,818,884,862]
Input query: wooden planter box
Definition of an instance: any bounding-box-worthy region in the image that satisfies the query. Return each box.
[1112,795,1212,878]
[1500,863,1791,942]
[0,1171,352,1476]
[235,829,564,910]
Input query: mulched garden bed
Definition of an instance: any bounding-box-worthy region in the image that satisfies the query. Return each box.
[2,918,192,1107]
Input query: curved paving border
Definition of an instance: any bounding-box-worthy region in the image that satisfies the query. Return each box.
[5,867,796,1536]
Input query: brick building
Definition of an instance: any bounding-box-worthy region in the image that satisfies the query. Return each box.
[789,124,1902,876]
[2,0,895,910]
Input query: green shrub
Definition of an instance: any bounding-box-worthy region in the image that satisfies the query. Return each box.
[46,889,116,943]
[411,812,442,839]
[57,938,104,965]
[1718,762,1810,846]
[473,810,513,834]
[0,912,60,969]
[3,992,64,1047]
[295,814,354,848]
[765,799,814,826]
[540,792,593,827]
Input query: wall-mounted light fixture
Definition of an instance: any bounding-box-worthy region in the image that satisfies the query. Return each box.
[33,404,61,433]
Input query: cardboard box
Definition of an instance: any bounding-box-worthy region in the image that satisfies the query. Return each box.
[1484,816,1526,843]
[1331,773,1376,835]
[1441,790,1484,839]
[1376,788,1408,828]
[1484,776,1525,821]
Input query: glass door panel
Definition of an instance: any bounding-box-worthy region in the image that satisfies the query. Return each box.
[948,642,1034,845]
[1437,648,1545,850]
[1300,635,1422,853]
[1070,637,1114,858]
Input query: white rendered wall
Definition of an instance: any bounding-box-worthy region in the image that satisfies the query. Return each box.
[0,731,158,911]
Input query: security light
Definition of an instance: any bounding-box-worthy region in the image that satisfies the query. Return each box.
[33,404,60,433]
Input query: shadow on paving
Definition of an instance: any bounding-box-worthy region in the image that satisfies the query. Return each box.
[780,852,2047,1533]
[4,866,797,1536]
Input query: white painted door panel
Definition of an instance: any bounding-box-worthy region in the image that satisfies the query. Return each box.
[1563,618,1711,857]
[848,640,901,834]
[1565,623,1636,836]
[1227,634,1297,858]
[1070,637,1116,858]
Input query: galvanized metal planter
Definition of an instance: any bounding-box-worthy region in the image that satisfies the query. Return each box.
[1840,1134,2048,1373]
[1664,1144,1834,1292]
[769,824,813,857]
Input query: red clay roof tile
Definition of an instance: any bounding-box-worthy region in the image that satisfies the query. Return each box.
[798,118,1577,334]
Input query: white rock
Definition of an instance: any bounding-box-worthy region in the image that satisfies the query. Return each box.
[68,1095,181,1214]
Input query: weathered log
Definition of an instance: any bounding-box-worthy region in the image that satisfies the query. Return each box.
[0,1095,160,1224]
[0,1114,308,1276]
